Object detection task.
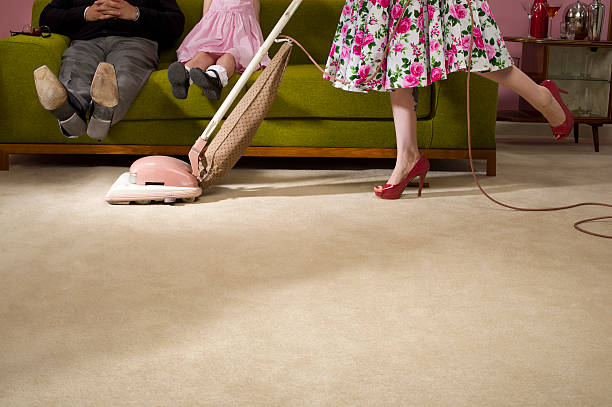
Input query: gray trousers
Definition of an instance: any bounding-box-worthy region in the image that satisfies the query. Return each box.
[59,36,159,125]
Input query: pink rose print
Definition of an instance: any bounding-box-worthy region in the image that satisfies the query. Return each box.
[485,43,496,60]
[474,36,485,50]
[354,30,365,46]
[357,65,371,83]
[431,40,440,52]
[330,44,336,58]
[342,5,351,15]
[473,27,482,38]
[410,62,424,77]
[402,75,420,87]
[396,17,411,34]
[341,24,349,36]
[461,35,471,50]
[392,4,403,20]
[377,0,389,8]
[450,4,467,20]
[417,14,424,30]
[353,45,362,56]
[341,45,350,59]
[362,33,375,46]
[394,43,404,53]
[446,51,455,68]
[481,2,490,15]
[431,67,443,82]
[428,5,435,19]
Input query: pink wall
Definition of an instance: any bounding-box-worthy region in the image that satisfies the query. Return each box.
[1,0,35,39]
[490,0,610,109]
[1,0,610,110]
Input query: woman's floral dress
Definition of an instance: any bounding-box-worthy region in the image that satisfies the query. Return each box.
[324,0,513,92]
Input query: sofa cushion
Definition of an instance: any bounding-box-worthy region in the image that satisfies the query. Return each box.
[248,64,433,119]
[126,63,432,122]
[123,69,245,121]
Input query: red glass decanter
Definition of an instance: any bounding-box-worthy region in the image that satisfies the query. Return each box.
[530,0,549,38]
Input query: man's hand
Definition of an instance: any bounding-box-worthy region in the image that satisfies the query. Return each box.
[85,0,139,22]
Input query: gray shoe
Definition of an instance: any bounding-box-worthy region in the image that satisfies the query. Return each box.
[88,62,119,141]
[34,65,86,138]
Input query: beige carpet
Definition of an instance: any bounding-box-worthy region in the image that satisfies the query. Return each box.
[1,136,611,406]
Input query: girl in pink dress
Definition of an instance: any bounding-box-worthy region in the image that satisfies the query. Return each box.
[168,0,270,100]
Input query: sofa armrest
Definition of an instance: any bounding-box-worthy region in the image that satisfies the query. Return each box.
[0,33,70,142]
[0,33,70,72]
[429,72,499,149]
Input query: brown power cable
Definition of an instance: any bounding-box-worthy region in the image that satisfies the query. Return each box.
[281,0,611,239]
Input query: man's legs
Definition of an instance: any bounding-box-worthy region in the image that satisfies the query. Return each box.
[33,38,106,138]
[59,39,106,115]
[104,36,158,125]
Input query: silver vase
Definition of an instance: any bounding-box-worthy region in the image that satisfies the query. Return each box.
[587,0,605,41]
[564,1,589,40]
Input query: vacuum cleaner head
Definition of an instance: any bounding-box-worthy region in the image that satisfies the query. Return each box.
[104,156,202,204]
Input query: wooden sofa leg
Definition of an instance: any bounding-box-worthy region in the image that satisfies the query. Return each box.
[0,149,8,171]
[486,155,496,176]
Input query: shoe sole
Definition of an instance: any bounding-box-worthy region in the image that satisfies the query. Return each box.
[91,62,119,108]
[33,65,67,111]
[168,62,189,99]
[190,68,221,100]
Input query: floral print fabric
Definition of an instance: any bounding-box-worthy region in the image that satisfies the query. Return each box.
[324,0,513,92]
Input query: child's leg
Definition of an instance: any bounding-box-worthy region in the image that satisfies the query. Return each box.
[168,52,216,99]
[214,53,236,82]
[191,53,237,100]
[476,66,565,127]
[384,87,421,186]
[203,53,236,89]
[185,51,216,70]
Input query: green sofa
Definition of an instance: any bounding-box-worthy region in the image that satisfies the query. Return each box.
[0,0,498,175]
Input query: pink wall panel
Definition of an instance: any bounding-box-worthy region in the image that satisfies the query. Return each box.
[1,0,35,39]
[1,0,610,110]
[492,0,610,109]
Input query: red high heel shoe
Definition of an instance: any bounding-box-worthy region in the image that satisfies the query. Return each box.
[540,80,574,141]
[374,155,430,199]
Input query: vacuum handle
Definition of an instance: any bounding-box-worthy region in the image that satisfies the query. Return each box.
[189,0,303,177]
[195,0,302,143]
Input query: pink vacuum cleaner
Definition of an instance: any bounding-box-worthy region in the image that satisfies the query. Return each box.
[105,0,303,205]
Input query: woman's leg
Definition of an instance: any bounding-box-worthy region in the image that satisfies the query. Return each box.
[380,87,421,187]
[477,66,565,127]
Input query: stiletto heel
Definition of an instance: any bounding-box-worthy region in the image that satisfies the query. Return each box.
[417,173,426,197]
[374,155,430,199]
[540,80,574,141]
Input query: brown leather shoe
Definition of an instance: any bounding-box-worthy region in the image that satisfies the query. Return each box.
[34,65,67,112]
[90,62,119,108]
[34,65,86,138]
[88,62,119,141]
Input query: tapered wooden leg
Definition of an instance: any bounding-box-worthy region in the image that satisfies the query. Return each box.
[592,124,601,153]
[486,155,496,176]
[574,123,579,144]
[0,149,8,171]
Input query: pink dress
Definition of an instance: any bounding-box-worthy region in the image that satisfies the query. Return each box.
[176,0,270,73]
